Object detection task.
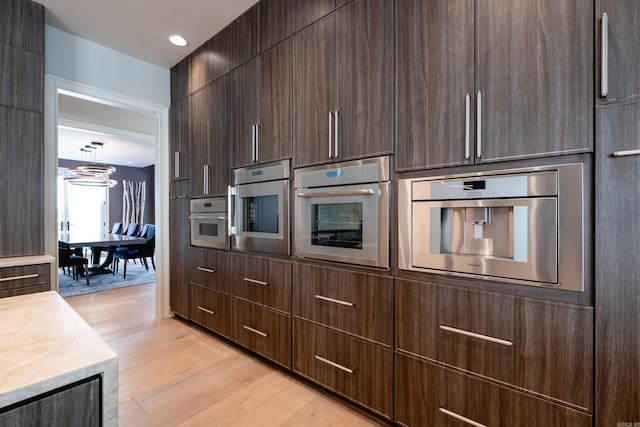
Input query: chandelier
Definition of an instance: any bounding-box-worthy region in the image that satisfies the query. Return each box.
[65,142,117,187]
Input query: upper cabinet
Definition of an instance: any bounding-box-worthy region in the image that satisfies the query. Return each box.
[188,26,231,94]
[596,0,640,104]
[291,0,351,33]
[169,98,190,181]
[292,0,394,168]
[396,0,593,171]
[230,3,259,69]
[231,39,292,168]
[259,0,293,53]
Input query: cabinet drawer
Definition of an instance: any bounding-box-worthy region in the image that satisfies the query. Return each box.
[396,279,593,411]
[0,264,49,298]
[189,284,231,338]
[293,263,393,345]
[395,353,592,427]
[231,298,291,368]
[229,254,291,313]
[292,319,393,419]
[190,248,229,292]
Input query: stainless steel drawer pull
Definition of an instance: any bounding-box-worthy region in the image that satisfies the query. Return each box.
[601,13,608,97]
[243,277,268,286]
[197,306,215,315]
[314,355,354,374]
[314,294,355,307]
[243,325,268,337]
[612,149,640,158]
[439,408,487,427]
[297,189,374,198]
[440,325,513,347]
[197,267,215,273]
[0,273,39,282]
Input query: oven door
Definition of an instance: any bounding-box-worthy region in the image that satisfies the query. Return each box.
[190,214,228,249]
[233,179,289,255]
[295,182,389,268]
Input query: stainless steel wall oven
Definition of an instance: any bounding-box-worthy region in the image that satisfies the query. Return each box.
[190,197,229,250]
[294,156,391,268]
[398,163,584,291]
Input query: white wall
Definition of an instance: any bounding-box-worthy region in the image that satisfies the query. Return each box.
[44,26,170,107]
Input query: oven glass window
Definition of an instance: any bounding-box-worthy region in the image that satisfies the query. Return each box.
[243,195,279,233]
[199,223,219,237]
[312,203,363,249]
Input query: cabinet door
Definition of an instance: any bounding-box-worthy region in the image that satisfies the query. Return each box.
[257,39,292,164]
[334,0,394,161]
[476,0,593,162]
[396,0,474,171]
[190,284,231,338]
[0,0,44,54]
[169,180,190,317]
[596,0,640,103]
[190,248,230,292]
[0,46,43,112]
[230,3,259,69]
[293,13,336,167]
[188,86,210,197]
[170,58,189,103]
[169,98,189,180]
[595,103,640,426]
[231,58,259,168]
[292,0,335,33]
[259,0,293,53]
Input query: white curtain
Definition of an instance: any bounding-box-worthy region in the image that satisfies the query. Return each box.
[122,180,146,228]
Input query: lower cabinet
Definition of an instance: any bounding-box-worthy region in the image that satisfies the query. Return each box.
[0,263,49,298]
[395,352,592,427]
[292,318,393,419]
[230,298,291,368]
[0,375,101,426]
[190,284,231,338]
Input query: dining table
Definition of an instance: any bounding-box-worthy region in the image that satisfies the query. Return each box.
[58,232,147,275]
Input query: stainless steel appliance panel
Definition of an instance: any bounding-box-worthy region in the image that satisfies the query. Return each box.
[190,197,229,249]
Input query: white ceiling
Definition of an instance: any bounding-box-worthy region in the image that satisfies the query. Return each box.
[45,0,258,169]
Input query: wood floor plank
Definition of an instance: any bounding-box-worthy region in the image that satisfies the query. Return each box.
[64,283,388,426]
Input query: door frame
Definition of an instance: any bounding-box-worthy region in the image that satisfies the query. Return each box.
[45,75,172,318]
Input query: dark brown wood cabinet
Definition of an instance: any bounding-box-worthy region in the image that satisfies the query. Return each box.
[259,0,293,53]
[169,180,190,318]
[190,284,232,338]
[231,39,292,168]
[0,263,49,298]
[169,97,190,180]
[188,26,231,94]
[395,353,592,427]
[0,0,44,55]
[189,75,230,197]
[170,58,189,104]
[189,248,230,293]
[292,263,393,345]
[396,0,593,171]
[396,279,593,412]
[595,101,640,427]
[292,0,394,167]
[596,0,640,104]
[230,3,259,69]
[291,0,352,33]
[292,319,393,419]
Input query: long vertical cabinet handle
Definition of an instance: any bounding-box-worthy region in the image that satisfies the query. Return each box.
[255,124,259,162]
[174,151,180,178]
[601,13,609,97]
[334,110,339,159]
[203,164,209,195]
[464,94,471,159]
[251,125,256,162]
[328,111,334,159]
[476,91,482,158]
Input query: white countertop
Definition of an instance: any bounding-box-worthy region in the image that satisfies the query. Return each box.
[0,291,118,426]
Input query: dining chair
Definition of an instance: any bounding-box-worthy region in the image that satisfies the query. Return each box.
[124,223,139,236]
[58,245,90,285]
[113,225,156,279]
[110,222,123,234]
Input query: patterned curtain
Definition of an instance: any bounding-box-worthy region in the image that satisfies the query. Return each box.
[122,180,146,228]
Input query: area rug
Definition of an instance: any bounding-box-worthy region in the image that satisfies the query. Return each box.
[58,261,156,298]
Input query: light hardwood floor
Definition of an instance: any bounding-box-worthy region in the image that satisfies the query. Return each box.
[65,283,388,426]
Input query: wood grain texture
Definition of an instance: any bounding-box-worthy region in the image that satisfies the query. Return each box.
[188,27,231,93]
[190,284,232,338]
[230,3,259,69]
[476,0,593,161]
[0,263,49,298]
[395,0,474,171]
[0,46,43,112]
[188,86,211,196]
[170,58,189,103]
[169,180,190,317]
[292,263,393,345]
[595,102,640,426]
[169,98,190,180]
[395,279,593,410]
[596,0,640,104]
[395,353,592,427]
[259,0,293,53]
[0,107,43,257]
[231,58,260,168]
[66,283,385,426]
[292,0,336,33]
[229,253,292,313]
[293,319,393,419]
[189,248,230,292]
[0,0,43,55]
[231,298,292,368]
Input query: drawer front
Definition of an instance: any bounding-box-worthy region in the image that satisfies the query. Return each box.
[292,264,393,345]
[231,298,291,368]
[292,319,393,419]
[0,264,49,297]
[395,353,592,427]
[190,248,229,292]
[190,284,231,338]
[229,254,291,313]
[396,279,593,411]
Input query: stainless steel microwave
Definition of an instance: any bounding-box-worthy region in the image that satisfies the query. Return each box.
[398,163,584,291]
[189,197,229,250]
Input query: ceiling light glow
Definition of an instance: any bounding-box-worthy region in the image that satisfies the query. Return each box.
[169,35,188,47]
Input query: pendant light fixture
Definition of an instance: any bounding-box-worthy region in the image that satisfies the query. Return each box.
[65,141,118,187]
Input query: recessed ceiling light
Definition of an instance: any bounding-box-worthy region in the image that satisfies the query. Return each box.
[169,35,188,47]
